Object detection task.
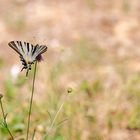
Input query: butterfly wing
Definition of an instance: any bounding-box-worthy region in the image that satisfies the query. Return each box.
[8,41,23,55]
[9,41,47,60]
[8,41,36,61]
[32,44,47,60]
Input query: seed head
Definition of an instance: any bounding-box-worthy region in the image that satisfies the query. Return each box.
[0,94,3,99]
[67,87,73,94]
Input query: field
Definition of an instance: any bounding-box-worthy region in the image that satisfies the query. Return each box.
[0,0,140,140]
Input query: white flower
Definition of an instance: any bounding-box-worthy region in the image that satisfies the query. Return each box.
[11,65,20,80]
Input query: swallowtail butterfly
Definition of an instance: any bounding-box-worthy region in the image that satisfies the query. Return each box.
[8,41,47,76]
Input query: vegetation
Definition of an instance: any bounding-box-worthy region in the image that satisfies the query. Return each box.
[0,0,140,139]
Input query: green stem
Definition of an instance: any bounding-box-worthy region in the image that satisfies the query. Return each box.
[49,100,65,132]
[32,128,36,140]
[0,99,14,140]
[26,61,37,140]
[43,94,68,139]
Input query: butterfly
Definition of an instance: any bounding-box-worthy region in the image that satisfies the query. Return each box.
[8,41,47,76]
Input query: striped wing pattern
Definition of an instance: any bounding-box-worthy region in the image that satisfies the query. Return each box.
[8,41,47,76]
[31,44,47,60]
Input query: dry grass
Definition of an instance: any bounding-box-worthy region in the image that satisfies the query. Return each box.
[0,0,140,140]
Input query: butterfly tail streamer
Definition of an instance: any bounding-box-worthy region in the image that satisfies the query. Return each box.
[26,69,29,77]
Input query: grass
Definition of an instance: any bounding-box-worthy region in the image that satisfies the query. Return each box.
[0,35,140,140]
[0,94,14,140]
[0,45,74,140]
[0,38,98,140]
[0,41,116,140]
[0,0,140,139]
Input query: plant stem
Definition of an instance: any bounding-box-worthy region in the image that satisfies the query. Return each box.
[26,61,37,140]
[0,99,14,140]
[32,128,36,140]
[44,94,68,139]
[49,100,65,132]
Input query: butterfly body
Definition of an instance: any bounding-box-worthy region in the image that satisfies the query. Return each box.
[8,41,47,76]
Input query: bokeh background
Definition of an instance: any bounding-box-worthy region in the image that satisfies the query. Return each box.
[0,0,140,140]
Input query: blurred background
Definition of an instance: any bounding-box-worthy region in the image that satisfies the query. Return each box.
[0,0,140,140]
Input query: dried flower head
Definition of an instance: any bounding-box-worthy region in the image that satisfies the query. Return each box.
[67,87,73,94]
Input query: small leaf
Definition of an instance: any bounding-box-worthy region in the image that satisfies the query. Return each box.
[47,110,52,123]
